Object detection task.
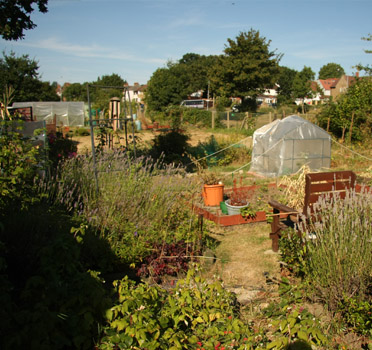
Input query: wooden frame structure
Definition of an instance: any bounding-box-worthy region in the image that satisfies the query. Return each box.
[268,170,356,252]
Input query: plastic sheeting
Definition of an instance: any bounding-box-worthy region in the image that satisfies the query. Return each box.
[11,102,85,126]
[250,115,331,177]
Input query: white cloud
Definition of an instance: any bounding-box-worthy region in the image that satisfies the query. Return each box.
[13,37,165,64]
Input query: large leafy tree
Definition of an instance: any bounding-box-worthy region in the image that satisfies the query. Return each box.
[318,77,372,142]
[210,29,281,110]
[0,0,48,40]
[318,63,345,79]
[145,53,217,111]
[276,66,297,105]
[63,83,88,102]
[0,51,59,102]
[292,66,315,113]
[90,73,126,113]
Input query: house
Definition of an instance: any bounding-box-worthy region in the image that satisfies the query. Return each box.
[125,82,147,103]
[330,74,357,99]
[257,87,278,106]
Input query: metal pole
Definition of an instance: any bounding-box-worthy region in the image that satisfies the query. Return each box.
[87,84,99,194]
[127,88,136,159]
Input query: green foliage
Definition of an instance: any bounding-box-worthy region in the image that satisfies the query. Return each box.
[318,63,345,79]
[145,53,217,112]
[338,296,372,336]
[278,229,307,277]
[0,0,48,40]
[291,66,315,103]
[74,127,90,136]
[317,77,372,141]
[0,121,40,211]
[51,151,201,264]
[182,108,216,128]
[98,269,255,350]
[210,29,281,104]
[90,74,126,112]
[264,278,329,349]
[150,130,191,164]
[0,51,59,102]
[63,82,88,102]
[276,66,297,105]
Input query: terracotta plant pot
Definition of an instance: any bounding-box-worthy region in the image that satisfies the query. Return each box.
[202,183,224,206]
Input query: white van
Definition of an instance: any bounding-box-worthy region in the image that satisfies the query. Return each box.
[180,99,213,109]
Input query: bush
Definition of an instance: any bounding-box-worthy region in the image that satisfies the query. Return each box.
[299,187,372,308]
[47,151,201,265]
[98,269,254,350]
[74,127,90,136]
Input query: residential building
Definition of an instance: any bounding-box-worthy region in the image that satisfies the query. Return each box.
[125,82,147,103]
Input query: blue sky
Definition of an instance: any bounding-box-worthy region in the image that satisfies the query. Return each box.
[1,0,371,86]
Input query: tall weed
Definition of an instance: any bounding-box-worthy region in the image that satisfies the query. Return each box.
[300,187,372,308]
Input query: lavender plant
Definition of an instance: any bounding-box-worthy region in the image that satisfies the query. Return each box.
[41,150,201,263]
[299,187,372,308]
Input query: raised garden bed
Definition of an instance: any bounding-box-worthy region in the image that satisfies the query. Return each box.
[194,183,281,226]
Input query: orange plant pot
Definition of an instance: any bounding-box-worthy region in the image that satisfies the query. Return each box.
[202,184,224,206]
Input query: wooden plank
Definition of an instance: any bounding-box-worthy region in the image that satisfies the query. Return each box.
[307,171,355,182]
[309,181,353,193]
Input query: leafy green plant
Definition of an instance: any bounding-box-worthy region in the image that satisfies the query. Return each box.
[264,278,329,349]
[0,120,40,211]
[98,268,256,350]
[338,296,372,336]
[278,229,307,277]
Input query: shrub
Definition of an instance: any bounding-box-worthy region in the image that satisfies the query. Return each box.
[299,187,372,308]
[74,127,90,136]
[98,269,254,350]
[46,151,201,265]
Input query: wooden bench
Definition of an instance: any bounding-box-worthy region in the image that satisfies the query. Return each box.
[268,170,356,252]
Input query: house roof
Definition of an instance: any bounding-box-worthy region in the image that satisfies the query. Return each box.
[318,78,339,90]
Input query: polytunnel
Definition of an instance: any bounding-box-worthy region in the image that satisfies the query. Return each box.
[249,115,331,177]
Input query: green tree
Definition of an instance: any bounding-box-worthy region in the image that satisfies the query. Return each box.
[90,73,126,113]
[0,0,48,40]
[318,63,345,79]
[210,29,281,111]
[356,34,372,75]
[63,83,87,102]
[318,77,372,142]
[292,66,315,113]
[0,51,59,102]
[276,66,297,105]
[145,53,217,111]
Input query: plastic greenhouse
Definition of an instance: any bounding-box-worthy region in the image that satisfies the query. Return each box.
[11,101,85,126]
[250,115,331,177]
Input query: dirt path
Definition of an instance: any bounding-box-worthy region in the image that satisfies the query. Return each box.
[206,222,281,304]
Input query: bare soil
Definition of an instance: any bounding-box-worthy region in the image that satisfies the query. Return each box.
[204,222,280,304]
[72,129,220,154]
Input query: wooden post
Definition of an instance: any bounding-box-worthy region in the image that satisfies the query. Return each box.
[211,110,215,129]
[227,111,230,129]
[349,112,355,143]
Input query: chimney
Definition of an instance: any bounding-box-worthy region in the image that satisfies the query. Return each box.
[134,82,139,86]
[356,71,359,78]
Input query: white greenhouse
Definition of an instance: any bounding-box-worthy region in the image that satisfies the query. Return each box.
[250,115,331,177]
[12,101,85,126]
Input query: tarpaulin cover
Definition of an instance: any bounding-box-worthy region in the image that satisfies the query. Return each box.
[12,102,85,126]
[250,115,331,177]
